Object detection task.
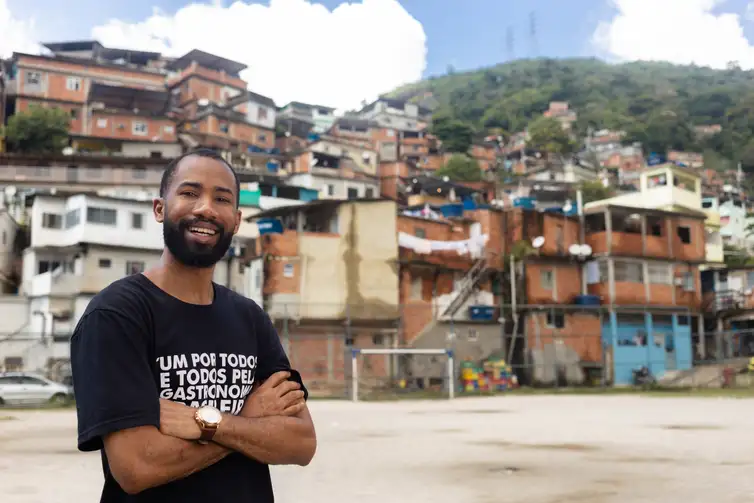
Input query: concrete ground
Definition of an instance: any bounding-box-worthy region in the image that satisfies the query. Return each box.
[1,395,753,503]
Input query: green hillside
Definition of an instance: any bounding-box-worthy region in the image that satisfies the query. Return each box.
[388,58,754,167]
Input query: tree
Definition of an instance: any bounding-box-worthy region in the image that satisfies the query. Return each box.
[431,114,475,153]
[580,180,615,204]
[3,106,70,154]
[435,154,482,182]
[527,116,577,155]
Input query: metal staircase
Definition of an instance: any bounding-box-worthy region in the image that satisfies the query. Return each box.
[441,258,487,318]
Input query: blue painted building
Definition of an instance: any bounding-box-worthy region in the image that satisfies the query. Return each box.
[602,311,693,385]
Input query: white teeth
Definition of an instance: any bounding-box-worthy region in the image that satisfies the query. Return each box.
[189,227,216,236]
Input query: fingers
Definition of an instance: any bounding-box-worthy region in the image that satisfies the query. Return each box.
[282,389,305,408]
[282,399,306,417]
[275,379,301,397]
[261,371,291,389]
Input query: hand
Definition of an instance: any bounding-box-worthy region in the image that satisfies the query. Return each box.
[241,371,306,419]
[159,399,202,441]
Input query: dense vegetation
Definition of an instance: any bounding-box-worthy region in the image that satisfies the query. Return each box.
[389,58,754,171]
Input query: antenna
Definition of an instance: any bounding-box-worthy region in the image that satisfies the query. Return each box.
[529,12,537,57]
[506,26,515,61]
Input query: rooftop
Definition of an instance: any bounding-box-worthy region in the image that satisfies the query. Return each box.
[247,198,383,221]
[88,82,170,113]
[166,49,247,76]
[583,202,707,219]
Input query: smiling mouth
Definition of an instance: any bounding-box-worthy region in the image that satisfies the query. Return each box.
[188,226,218,237]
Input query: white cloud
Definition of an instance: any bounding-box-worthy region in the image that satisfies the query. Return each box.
[91,0,427,111]
[0,0,40,58]
[593,0,754,69]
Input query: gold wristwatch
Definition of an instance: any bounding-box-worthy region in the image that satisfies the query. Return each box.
[194,406,223,444]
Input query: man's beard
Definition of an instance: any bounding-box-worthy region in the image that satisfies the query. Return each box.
[163,215,233,268]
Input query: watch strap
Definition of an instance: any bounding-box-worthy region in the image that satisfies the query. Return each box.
[198,424,218,443]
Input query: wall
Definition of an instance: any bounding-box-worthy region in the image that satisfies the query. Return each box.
[120,142,182,158]
[525,311,603,364]
[243,100,276,130]
[87,111,177,143]
[602,313,693,385]
[525,262,582,305]
[287,173,379,200]
[31,194,163,250]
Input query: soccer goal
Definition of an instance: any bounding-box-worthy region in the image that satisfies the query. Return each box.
[349,348,455,401]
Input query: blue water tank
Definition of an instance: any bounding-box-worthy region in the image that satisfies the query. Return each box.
[468,305,496,321]
[440,204,464,218]
[574,295,601,306]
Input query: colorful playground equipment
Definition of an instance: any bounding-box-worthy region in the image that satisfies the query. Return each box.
[460,355,519,392]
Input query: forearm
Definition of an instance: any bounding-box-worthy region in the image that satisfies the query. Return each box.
[213,412,316,466]
[107,427,230,494]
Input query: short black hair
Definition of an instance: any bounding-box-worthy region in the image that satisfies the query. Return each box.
[159,148,241,207]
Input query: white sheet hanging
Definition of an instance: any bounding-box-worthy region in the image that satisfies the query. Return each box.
[398,232,489,259]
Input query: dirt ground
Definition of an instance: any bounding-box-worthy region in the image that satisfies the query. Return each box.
[1,395,754,503]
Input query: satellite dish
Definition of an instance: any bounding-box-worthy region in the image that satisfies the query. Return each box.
[568,244,581,256]
[746,289,753,296]
[198,98,210,106]
[532,236,545,249]
[580,244,593,257]
[62,147,74,156]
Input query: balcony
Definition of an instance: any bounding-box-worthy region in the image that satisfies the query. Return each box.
[25,271,81,297]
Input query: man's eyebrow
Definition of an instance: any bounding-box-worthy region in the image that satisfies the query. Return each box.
[176,181,233,196]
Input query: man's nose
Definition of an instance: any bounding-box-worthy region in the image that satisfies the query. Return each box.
[192,195,220,220]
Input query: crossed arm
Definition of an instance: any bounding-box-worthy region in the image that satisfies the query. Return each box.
[104,372,316,495]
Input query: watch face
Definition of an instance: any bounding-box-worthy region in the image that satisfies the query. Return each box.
[199,406,222,425]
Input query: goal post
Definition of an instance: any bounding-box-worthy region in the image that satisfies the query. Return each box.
[349,348,455,401]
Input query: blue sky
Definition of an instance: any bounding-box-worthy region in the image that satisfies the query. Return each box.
[4,0,754,108]
[7,0,617,76]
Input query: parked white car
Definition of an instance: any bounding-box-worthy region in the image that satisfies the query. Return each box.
[0,372,73,406]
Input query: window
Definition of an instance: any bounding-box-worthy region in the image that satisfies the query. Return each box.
[540,269,554,290]
[41,213,62,229]
[132,122,148,135]
[681,272,695,292]
[415,228,426,239]
[614,260,643,283]
[546,311,565,329]
[347,187,359,199]
[25,71,41,85]
[747,271,754,288]
[219,122,229,133]
[70,109,79,119]
[258,133,267,143]
[648,263,672,284]
[132,167,147,179]
[131,213,144,229]
[97,118,108,128]
[98,258,112,269]
[326,184,335,196]
[2,231,6,245]
[410,274,422,300]
[677,226,691,244]
[372,334,384,346]
[365,188,375,198]
[20,376,47,386]
[258,107,268,121]
[646,216,663,237]
[37,260,61,274]
[66,77,81,91]
[283,263,294,278]
[64,208,81,229]
[126,261,145,275]
[87,207,117,225]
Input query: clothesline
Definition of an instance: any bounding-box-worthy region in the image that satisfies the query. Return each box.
[398,232,489,259]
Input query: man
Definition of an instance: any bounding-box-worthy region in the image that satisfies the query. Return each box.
[71,149,316,502]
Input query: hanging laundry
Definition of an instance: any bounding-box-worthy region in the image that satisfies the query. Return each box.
[586,261,600,284]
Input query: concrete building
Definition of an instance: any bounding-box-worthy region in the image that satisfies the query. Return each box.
[246,199,399,390]
[278,101,336,134]
[587,164,724,265]
[5,41,180,157]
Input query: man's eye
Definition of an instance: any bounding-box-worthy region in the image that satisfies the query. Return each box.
[181,191,198,197]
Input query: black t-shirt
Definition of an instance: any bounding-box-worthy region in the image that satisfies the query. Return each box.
[70,274,307,503]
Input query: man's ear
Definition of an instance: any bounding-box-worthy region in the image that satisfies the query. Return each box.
[153,198,165,223]
[233,209,242,234]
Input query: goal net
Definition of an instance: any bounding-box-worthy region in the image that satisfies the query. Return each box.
[348,348,455,401]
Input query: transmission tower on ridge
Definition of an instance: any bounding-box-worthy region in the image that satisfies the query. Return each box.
[529,11,539,58]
